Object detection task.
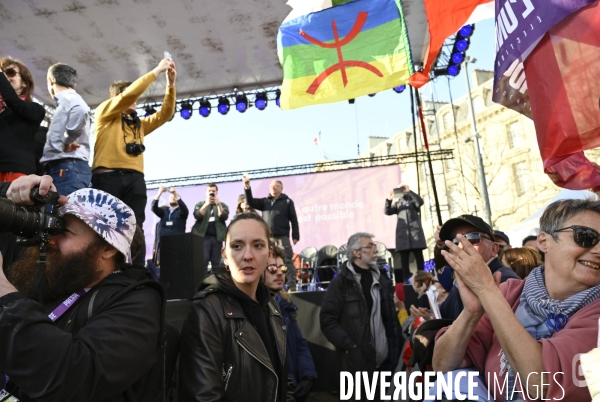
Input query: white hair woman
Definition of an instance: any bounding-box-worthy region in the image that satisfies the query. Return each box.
[433,199,600,401]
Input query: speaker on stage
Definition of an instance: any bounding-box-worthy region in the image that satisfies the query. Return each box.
[159,232,204,300]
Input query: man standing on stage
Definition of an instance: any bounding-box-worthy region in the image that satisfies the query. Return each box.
[192,183,229,273]
[91,58,176,265]
[41,63,92,195]
[243,177,299,289]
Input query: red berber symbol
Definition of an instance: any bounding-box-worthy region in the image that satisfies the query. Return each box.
[299,12,384,95]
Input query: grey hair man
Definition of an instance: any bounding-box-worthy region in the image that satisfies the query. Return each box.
[40,63,92,195]
[242,177,300,289]
[320,232,400,401]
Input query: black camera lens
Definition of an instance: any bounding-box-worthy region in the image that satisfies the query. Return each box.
[0,198,43,238]
[0,189,65,245]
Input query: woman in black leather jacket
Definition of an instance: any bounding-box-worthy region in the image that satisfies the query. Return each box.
[179,213,295,402]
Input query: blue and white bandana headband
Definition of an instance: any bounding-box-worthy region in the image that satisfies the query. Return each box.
[59,189,136,264]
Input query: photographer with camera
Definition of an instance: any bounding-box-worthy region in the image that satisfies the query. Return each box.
[91,58,176,265]
[192,183,229,274]
[0,176,164,401]
[384,184,426,283]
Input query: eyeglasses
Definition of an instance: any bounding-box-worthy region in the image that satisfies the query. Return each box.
[4,68,19,78]
[361,243,377,250]
[267,264,288,274]
[452,232,492,246]
[553,225,600,248]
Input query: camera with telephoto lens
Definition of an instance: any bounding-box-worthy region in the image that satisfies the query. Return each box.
[125,142,146,156]
[0,187,65,246]
[209,192,215,198]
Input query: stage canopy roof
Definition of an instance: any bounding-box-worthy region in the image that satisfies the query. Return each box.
[1,0,430,108]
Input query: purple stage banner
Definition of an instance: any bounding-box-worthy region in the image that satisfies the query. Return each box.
[143,164,403,261]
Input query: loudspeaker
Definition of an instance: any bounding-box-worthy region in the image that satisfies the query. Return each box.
[159,232,204,300]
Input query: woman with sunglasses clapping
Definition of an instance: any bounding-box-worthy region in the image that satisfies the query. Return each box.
[433,199,600,401]
[0,57,45,182]
[179,213,294,402]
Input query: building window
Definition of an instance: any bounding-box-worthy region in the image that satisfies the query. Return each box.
[448,185,461,215]
[443,112,453,132]
[513,161,531,196]
[508,121,524,148]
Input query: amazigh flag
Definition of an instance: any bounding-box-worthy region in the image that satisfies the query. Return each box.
[492,0,600,190]
[408,0,494,87]
[277,0,413,110]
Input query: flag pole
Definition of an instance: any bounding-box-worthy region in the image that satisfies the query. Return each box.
[409,86,420,195]
[414,87,443,227]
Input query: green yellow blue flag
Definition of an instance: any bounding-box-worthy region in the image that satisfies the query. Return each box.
[277,0,413,110]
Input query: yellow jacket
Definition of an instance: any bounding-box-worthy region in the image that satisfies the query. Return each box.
[92,72,176,173]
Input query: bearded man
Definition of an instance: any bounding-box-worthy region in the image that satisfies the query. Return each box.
[0,175,164,401]
[320,232,401,402]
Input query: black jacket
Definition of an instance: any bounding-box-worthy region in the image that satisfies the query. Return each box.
[0,73,45,175]
[320,262,401,374]
[384,190,426,251]
[151,198,189,236]
[245,188,299,240]
[0,266,163,402]
[178,273,295,402]
[277,296,317,386]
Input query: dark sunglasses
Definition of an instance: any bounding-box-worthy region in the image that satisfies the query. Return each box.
[553,225,600,248]
[4,68,19,78]
[267,264,288,274]
[452,232,492,246]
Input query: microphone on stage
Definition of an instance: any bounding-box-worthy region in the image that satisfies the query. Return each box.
[395,283,406,302]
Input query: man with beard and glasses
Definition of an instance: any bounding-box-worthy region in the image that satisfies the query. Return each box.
[0,175,164,402]
[320,232,401,402]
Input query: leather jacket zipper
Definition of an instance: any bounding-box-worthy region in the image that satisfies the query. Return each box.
[222,364,233,391]
[237,340,279,402]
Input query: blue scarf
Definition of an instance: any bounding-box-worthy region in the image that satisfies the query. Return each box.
[502,266,600,401]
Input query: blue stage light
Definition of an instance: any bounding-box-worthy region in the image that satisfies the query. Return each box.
[199,98,211,118]
[275,89,281,108]
[368,93,376,97]
[451,52,464,65]
[217,97,230,115]
[236,94,248,113]
[448,65,461,77]
[393,85,406,94]
[455,39,469,52]
[458,25,474,38]
[180,102,192,120]
[144,105,156,117]
[255,92,268,110]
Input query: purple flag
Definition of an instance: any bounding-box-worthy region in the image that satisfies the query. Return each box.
[492,0,595,115]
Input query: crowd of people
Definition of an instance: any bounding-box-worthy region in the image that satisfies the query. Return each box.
[0,54,599,402]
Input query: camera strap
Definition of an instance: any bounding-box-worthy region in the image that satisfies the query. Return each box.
[122,112,142,145]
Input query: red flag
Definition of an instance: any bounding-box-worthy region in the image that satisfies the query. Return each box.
[409,0,493,88]
[524,3,600,190]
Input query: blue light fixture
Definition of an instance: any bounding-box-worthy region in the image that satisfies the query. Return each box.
[180,102,192,120]
[458,24,474,38]
[144,105,156,117]
[393,85,406,94]
[235,94,248,113]
[455,39,469,52]
[255,92,268,110]
[368,93,376,97]
[451,52,464,65]
[199,98,211,118]
[275,89,281,108]
[447,65,461,77]
[217,97,230,115]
